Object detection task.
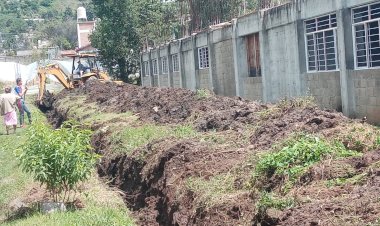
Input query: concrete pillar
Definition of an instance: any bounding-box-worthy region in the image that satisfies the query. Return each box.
[207,31,216,92]
[139,54,144,86]
[232,19,245,97]
[148,50,154,86]
[336,2,356,117]
[157,49,161,87]
[179,40,184,88]
[167,45,173,87]
[259,29,270,102]
[191,35,198,91]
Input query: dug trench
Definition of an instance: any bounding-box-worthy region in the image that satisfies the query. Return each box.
[44,80,380,226]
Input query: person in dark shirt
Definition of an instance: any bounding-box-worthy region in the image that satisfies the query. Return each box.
[14,78,32,127]
[76,60,90,75]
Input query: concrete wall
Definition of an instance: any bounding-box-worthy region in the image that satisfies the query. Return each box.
[352,69,380,124]
[214,40,236,96]
[243,77,263,101]
[140,0,380,125]
[159,75,169,87]
[198,69,210,90]
[182,50,196,90]
[173,72,181,88]
[264,23,301,101]
[305,72,342,110]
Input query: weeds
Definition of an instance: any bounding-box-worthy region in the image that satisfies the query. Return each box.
[325,173,367,187]
[258,96,316,119]
[196,89,212,99]
[186,172,241,209]
[256,192,295,213]
[252,134,361,192]
[110,124,198,154]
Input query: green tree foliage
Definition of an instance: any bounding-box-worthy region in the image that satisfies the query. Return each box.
[90,0,140,81]
[0,0,92,51]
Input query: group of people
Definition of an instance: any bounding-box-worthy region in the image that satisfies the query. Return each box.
[0,78,32,135]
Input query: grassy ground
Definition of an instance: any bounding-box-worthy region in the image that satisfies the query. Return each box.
[0,97,135,225]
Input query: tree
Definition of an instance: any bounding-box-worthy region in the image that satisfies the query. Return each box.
[90,0,140,81]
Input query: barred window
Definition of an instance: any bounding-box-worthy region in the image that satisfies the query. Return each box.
[305,14,338,72]
[198,47,209,69]
[172,54,179,72]
[143,61,150,76]
[353,3,380,68]
[161,57,168,74]
[152,59,158,75]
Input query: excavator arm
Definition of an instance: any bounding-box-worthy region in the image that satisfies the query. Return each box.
[37,64,73,103]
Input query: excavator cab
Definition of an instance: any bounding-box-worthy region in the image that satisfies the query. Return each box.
[66,53,109,87]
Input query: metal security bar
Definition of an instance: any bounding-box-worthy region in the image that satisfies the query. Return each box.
[143,61,150,76]
[172,54,179,72]
[353,3,380,68]
[198,47,209,69]
[305,14,338,72]
[152,59,158,75]
[161,57,168,74]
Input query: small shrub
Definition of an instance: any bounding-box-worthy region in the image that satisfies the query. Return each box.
[17,121,99,202]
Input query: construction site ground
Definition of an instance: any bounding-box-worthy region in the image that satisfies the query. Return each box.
[45,80,380,226]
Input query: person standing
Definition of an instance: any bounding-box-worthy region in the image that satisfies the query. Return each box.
[0,86,20,135]
[14,78,32,127]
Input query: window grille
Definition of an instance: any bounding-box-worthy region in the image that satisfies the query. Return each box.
[198,47,209,69]
[353,3,380,68]
[305,14,338,72]
[152,59,158,75]
[172,54,179,72]
[161,57,168,74]
[143,61,150,76]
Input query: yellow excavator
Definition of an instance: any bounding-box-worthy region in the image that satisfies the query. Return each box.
[37,53,110,107]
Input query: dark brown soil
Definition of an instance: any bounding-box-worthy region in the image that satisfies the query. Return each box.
[48,80,380,226]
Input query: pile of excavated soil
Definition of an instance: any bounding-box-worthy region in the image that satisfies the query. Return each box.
[49,81,380,226]
[55,80,263,131]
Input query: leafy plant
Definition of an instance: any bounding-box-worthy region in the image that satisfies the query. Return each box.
[17,121,99,203]
[252,134,361,190]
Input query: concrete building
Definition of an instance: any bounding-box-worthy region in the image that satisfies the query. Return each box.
[141,0,380,125]
[76,7,96,49]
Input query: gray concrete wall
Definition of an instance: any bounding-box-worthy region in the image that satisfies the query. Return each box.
[263,23,301,102]
[243,77,263,101]
[159,75,169,87]
[153,76,159,87]
[142,77,150,87]
[173,72,181,88]
[351,69,380,125]
[305,72,342,111]
[214,39,236,96]
[182,50,195,90]
[198,69,211,90]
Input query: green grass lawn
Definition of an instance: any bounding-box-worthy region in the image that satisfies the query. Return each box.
[0,98,135,225]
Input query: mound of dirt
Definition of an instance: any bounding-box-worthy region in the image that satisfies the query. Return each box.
[48,81,380,226]
[56,80,263,131]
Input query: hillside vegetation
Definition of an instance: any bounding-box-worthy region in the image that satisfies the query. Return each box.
[0,0,92,51]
